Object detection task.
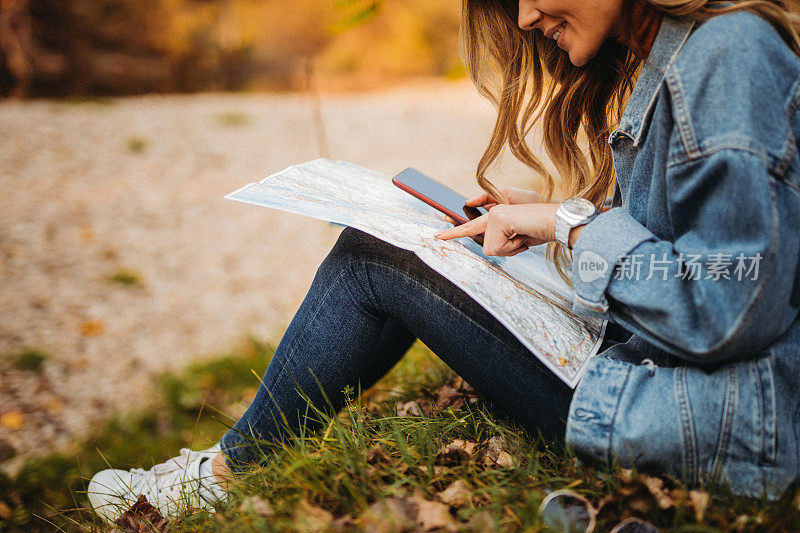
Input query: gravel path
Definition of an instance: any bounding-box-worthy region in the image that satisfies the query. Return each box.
[0,80,545,469]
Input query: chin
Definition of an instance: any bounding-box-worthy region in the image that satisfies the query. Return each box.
[568,52,590,67]
[567,44,601,68]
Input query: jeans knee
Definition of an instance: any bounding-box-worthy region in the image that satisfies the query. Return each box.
[334,227,385,254]
[329,227,412,268]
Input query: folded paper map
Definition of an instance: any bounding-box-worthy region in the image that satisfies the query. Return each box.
[226,159,606,388]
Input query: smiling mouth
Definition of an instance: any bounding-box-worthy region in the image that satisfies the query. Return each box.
[551,21,566,42]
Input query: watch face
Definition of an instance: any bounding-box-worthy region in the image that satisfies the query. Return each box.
[563,197,596,217]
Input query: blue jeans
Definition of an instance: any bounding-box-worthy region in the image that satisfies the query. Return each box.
[220,227,613,469]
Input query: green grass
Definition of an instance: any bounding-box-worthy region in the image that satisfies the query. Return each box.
[1,338,799,532]
[215,112,250,127]
[107,267,143,286]
[7,348,48,373]
[125,138,148,154]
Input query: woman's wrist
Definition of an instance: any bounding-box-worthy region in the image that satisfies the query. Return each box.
[568,225,585,249]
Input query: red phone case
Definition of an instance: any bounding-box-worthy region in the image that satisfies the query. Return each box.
[392,177,471,225]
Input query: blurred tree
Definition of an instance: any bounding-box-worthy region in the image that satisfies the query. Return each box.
[1,0,68,97]
[0,0,461,98]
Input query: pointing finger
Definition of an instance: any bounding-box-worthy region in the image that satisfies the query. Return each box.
[435,215,487,240]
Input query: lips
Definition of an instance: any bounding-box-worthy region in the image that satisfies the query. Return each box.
[546,21,566,41]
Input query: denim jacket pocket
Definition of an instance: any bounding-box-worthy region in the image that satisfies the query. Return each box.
[745,354,778,466]
[696,352,780,486]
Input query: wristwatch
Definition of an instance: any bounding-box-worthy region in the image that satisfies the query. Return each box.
[555,197,598,249]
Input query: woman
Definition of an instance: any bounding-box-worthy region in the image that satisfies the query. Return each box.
[88,0,800,520]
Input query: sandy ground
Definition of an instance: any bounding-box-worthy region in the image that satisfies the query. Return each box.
[0,80,548,469]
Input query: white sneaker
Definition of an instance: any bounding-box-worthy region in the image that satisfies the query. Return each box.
[87,445,226,522]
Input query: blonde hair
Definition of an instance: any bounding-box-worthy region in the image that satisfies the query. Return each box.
[460,0,800,284]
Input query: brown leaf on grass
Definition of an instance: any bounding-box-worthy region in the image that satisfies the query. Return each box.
[483,450,514,468]
[0,501,13,520]
[292,499,334,532]
[600,468,699,525]
[360,496,419,532]
[79,224,95,242]
[626,496,652,515]
[44,397,64,413]
[360,494,456,532]
[688,489,709,522]
[436,439,477,465]
[80,319,105,337]
[732,514,754,531]
[618,468,634,484]
[483,436,514,468]
[364,444,391,465]
[418,464,447,476]
[238,495,274,517]
[0,412,24,431]
[115,495,169,533]
[642,475,675,510]
[465,510,495,532]
[414,497,455,531]
[332,514,357,532]
[437,480,472,506]
[435,377,479,411]
[396,400,430,418]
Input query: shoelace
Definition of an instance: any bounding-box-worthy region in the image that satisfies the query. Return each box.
[127,447,214,495]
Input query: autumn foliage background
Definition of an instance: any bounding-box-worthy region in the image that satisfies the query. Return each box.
[0,0,464,98]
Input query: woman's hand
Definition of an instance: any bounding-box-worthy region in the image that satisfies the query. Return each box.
[443,187,555,226]
[465,186,553,210]
[435,203,560,257]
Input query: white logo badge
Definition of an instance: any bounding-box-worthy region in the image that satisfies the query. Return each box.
[577,251,609,283]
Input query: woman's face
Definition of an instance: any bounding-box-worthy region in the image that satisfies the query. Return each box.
[515,0,625,66]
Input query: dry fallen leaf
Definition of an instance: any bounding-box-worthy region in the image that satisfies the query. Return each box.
[364,445,391,465]
[360,496,418,532]
[688,489,709,522]
[79,224,94,242]
[0,412,24,431]
[732,513,756,532]
[45,398,64,413]
[115,495,169,533]
[465,510,495,532]
[292,499,334,532]
[332,514,356,532]
[418,464,447,476]
[484,450,514,468]
[627,496,652,515]
[642,475,674,510]
[483,436,514,468]
[436,439,477,465]
[80,319,105,337]
[435,377,479,410]
[438,480,471,506]
[0,501,13,520]
[396,400,424,418]
[238,495,274,517]
[415,498,454,531]
[601,468,705,526]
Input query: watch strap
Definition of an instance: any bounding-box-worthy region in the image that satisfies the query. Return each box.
[555,200,598,249]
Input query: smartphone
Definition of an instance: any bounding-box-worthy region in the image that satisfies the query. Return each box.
[392,168,487,225]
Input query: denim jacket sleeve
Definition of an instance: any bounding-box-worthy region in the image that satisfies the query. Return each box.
[569,11,800,366]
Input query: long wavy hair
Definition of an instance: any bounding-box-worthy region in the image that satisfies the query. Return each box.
[460,0,800,284]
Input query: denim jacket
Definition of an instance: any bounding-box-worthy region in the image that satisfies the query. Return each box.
[564,11,800,499]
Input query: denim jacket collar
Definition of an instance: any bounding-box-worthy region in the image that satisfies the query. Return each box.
[614,15,696,146]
